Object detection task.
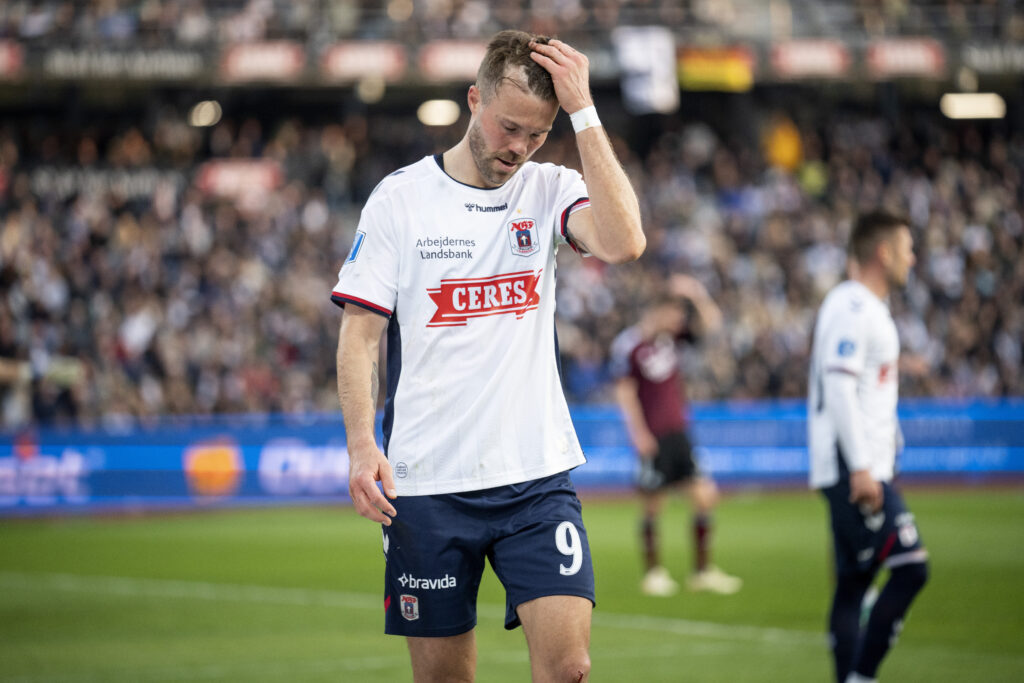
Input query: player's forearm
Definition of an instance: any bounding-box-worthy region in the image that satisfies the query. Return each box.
[691,294,723,334]
[575,127,645,263]
[823,373,872,473]
[336,321,382,450]
[614,382,651,445]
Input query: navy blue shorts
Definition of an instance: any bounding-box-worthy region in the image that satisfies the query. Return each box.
[381,471,595,637]
[821,479,927,577]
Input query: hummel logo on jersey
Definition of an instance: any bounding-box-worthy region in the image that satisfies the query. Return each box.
[426,270,542,327]
[464,202,508,213]
[397,573,457,590]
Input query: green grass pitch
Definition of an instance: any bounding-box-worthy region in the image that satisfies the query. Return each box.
[1,487,1022,682]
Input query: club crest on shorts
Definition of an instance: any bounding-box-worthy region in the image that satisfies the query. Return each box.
[508,217,539,257]
[400,594,420,621]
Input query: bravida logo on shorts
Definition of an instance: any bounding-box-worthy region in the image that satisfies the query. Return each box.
[426,270,542,327]
[397,573,457,590]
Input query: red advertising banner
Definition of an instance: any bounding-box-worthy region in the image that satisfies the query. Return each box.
[419,40,488,82]
[220,41,305,82]
[321,41,407,82]
[867,39,945,78]
[195,159,283,197]
[0,40,24,79]
[771,40,851,79]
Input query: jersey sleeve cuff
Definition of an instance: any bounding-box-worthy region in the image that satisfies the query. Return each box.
[331,292,393,317]
[560,197,591,255]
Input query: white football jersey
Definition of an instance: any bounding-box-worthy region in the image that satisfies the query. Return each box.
[807,280,901,488]
[332,155,591,495]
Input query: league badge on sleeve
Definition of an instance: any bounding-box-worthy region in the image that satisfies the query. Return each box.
[346,230,366,263]
[508,218,539,257]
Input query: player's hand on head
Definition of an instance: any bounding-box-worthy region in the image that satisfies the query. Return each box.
[528,39,593,115]
[348,444,398,525]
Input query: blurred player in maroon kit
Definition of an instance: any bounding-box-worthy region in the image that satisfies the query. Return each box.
[611,273,741,596]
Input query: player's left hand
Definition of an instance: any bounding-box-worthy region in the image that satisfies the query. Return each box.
[528,39,593,115]
[849,469,883,513]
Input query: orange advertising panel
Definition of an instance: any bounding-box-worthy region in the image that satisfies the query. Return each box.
[678,47,754,92]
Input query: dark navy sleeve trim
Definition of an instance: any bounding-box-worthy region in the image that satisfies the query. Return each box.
[331,292,393,318]
[560,197,591,254]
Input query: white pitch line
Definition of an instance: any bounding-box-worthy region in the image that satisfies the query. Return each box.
[0,571,821,648]
[0,643,735,683]
[0,570,379,611]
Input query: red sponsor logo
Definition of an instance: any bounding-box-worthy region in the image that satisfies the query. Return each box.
[878,363,894,384]
[427,270,542,327]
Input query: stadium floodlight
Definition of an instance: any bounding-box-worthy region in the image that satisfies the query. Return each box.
[417,99,461,127]
[939,93,1006,119]
[189,100,223,127]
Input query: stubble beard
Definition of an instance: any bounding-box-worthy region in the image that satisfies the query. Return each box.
[468,120,517,188]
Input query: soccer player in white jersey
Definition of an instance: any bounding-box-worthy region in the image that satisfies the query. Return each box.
[808,211,929,683]
[332,31,644,682]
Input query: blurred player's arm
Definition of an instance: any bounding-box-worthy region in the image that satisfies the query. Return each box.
[669,273,722,335]
[614,376,658,459]
[822,370,883,511]
[337,306,397,525]
[529,39,644,264]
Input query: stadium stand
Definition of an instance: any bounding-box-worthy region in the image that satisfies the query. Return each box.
[0,1,1022,429]
[1,97,1020,427]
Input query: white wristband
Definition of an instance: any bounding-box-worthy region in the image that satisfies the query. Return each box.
[570,106,601,134]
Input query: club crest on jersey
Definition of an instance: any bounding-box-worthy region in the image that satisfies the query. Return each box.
[400,594,420,621]
[508,218,539,257]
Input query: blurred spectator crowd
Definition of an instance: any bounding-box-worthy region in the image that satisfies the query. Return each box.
[0,93,1022,428]
[2,0,1022,47]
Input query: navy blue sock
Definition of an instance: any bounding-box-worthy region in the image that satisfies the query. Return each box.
[830,571,873,682]
[852,562,929,678]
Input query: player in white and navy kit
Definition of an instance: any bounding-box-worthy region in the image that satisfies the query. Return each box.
[333,31,644,682]
[808,211,928,683]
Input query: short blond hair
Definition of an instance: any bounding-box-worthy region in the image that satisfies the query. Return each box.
[476,30,556,103]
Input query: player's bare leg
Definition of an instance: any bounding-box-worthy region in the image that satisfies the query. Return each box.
[406,630,476,683]
[518,595,592,682]
[683,476,742,594]
[684,475,719,515]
